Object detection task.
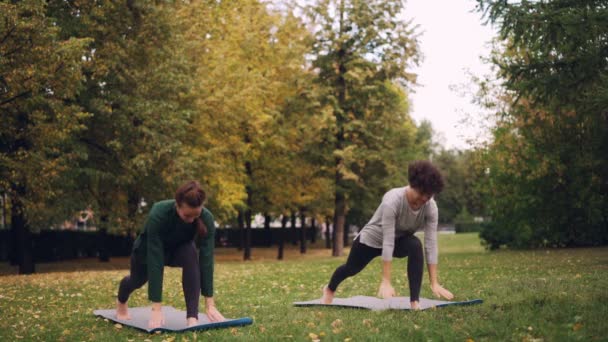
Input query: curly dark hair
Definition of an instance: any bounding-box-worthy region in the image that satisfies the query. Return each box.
[407,160,444,195]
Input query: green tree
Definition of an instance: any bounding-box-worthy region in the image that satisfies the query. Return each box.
[432,149,486,224]
[47,0,195,259]
[0,0,90,273]
[176,0,326,259]
[305,0,421,256]
[476,0,608,248]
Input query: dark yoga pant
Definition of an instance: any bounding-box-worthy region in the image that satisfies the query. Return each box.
[117,242,201,318]
[328,234,424,301]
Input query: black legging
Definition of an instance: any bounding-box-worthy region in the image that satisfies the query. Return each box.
[328,234,424,301]
[118,242,201,319]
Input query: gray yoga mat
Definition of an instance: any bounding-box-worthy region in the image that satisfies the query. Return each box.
[93,306,253,333]
[294,296,483,311]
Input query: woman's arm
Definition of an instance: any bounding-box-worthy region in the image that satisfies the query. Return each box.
[427,263,453,300]
[423,201,453,300]
[378,194,399,298]
[377,260,396,298]
[199,210,226,322]
[146,208,165,304]
[144,204,166,328]
[199,210,216,298]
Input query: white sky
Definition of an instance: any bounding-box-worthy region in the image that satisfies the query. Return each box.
[402,0,497,150]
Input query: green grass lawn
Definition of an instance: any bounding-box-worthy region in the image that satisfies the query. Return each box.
[1,233,607,341]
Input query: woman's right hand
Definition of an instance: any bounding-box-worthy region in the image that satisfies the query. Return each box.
[377,280,396,299]
[148,304,165,329]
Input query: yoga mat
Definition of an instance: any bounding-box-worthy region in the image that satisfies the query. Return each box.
[94,306,253,333]
[294,296,483,311]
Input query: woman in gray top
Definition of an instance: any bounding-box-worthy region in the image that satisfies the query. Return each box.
[321,161,454,309]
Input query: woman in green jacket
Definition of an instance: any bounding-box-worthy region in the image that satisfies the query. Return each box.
[116,181,225,328]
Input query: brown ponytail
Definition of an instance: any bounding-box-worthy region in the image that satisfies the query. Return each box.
[193,217,207,238]
[175,180,208,237]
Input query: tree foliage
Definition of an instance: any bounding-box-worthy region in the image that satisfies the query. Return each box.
[476,0,608,248]
[0,0,90,272]
[432,149,486,224]
[2,0,444,271]
[305,0,422,255]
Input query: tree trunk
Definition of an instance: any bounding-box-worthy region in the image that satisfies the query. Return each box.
[291,211,297,245]
[325,217,331,249]
[126,188,140,239]
[343,218,350,247]
[244,208,252,261]
[264,213,272,247]
[1,193,6,229]
[278,215,288,260]
[9,216,18,265]
[237,210,244,251]
[98,213,110,262]
[11,193,35,274]
[332,0,347,257]
[299,213,307,254]
[310,218,317,244]
[244,159,253,260]
[333,191,346,257]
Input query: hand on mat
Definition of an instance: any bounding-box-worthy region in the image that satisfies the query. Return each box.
[377,280,396,299]
[206,305,226,322]
[148,308,165,329]
[431,283,454,300]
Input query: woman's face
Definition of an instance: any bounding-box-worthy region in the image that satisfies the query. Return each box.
[407,187,432,210]
[176,203,203,223]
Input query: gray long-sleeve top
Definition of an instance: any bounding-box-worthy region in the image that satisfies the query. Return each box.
[357,186,438,264]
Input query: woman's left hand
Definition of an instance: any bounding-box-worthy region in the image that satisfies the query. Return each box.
[431,283,454,300]
[206,305,226,322]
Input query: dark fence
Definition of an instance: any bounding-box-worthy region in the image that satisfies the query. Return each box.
[0,227,318,263]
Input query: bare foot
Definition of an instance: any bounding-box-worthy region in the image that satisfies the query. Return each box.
[116,299,131,320]
[410,301,421,310]
[187,317,198,327]
[321,285,335,304]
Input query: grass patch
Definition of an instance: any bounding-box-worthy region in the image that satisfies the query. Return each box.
[1,233,607,341]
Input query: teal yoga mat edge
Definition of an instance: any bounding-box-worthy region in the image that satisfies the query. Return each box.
[148,317,254,333]
[434,298,484,308]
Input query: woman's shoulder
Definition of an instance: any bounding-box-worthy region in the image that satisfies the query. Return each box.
[382,187,406,205]
[424,198,438,216]
[427,197,437,208]
[151,199,175,210]
[201,207,214,219]
[148,200,175,217]
[201,207,216,228]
